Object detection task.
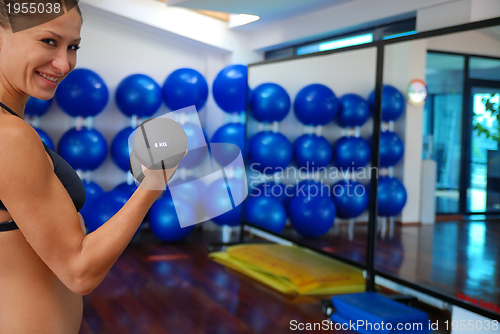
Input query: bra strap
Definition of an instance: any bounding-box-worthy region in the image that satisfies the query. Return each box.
[0,219,19,232]
[0,102,21,118]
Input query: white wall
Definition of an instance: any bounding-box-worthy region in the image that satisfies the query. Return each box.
[427,29,500,57]
[384,40,428,224]
[38,6,230,191]
[79,0,264,64]
[417,0,500,32]
[80,0,233,52]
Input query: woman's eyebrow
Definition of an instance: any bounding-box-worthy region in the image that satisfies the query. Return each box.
[38,29,81,42]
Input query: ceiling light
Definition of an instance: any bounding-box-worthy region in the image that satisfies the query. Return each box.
[319,33,373,51]
[228,14,260,28]
[297,33,374,55]
[382,31,417,40]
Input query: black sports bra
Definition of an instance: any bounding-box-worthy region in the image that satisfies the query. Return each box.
[0,102,86,232]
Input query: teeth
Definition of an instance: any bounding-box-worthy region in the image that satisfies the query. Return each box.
[37,72,59,83]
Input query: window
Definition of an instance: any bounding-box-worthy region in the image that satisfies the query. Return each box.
[264,18,416,60]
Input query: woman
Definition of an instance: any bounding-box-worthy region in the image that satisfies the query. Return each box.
[0,2,181,333]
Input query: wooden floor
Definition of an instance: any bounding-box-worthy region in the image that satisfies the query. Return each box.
[279,218,500,315]
[79,218,498,334]
[80,229,346,334]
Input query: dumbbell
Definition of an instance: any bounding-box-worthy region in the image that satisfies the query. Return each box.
[129,117,188,183]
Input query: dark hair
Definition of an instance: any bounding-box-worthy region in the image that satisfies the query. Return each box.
[0,0,82,31]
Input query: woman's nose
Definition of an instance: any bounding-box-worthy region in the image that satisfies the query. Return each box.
[50,48,71,75]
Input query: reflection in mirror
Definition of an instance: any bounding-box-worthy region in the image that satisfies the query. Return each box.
[377,24,500,316]
[245,47,378,266]
[425,52,465,214]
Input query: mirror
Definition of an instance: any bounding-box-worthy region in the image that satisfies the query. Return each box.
[378,24,500,314]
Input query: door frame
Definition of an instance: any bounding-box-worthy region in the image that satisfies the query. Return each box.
[427,50,500,215]
[462,76,500,215]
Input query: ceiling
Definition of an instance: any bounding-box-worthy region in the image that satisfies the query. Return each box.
[167,0,356,28]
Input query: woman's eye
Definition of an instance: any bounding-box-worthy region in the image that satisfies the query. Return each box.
[42,39,56,46]
[42,38,80,51]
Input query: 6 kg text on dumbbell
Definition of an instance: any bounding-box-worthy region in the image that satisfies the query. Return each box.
[155,142,168,148]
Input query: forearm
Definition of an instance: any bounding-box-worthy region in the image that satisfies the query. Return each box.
[76,187,162,293]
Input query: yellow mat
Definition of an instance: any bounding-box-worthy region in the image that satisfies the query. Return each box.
[209,244,366,295]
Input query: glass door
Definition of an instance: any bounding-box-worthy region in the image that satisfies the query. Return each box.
[424,52,465,214]
[467,86,500,213]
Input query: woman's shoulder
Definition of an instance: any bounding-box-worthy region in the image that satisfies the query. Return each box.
[0,114,40,142]
[0,115,45,159]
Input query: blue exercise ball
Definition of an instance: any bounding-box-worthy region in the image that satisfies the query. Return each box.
[379,131,404,167]
[289,195,336,238]
[58,127,108,171]
[55,68,109,117]
[34,128,54,151]
[149,195,195,242]
[85,190,129,233]
[111,127,135,172]
[168,176,206,208]
[331,180,368,219]
[250,182,293,208]
[243,196,286,233]
[283,180,327,216]
[115,74,162,117]
[178,122,208,169]
[204,178,243,227]
[333,136,371,169]
[294,84,339,126]
[369,85,405,122]
[248,131,292,174]
[113,182,137,199]
[294,179,331,200]
[247,87,253,105]
[211,123,245,166]
[377,176,407,217]
[293,134,332,169]
[337,94,370,127]
[25,97,52,117]
[213,64,248,113]
[162,68,208,112]
[250,83,290,123]
[83,181,104,201]
[79,180,104,222]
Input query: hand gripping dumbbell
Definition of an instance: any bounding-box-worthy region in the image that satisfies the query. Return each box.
[129,117,188,183]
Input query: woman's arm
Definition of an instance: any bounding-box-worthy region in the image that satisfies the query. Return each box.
[75,184,164,294]
[0,119,177,295]
[77,212,86,235]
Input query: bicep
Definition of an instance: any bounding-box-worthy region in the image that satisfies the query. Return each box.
[0,124,84,283]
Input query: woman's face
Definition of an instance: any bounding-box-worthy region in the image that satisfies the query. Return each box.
[0,8,82,100]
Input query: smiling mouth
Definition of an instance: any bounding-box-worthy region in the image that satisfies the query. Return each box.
[36,71,60,83]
